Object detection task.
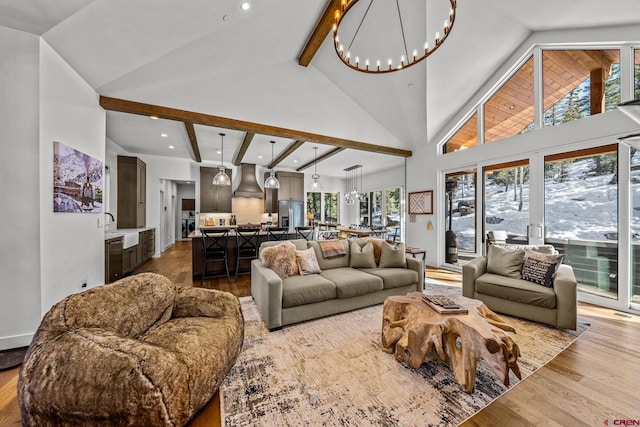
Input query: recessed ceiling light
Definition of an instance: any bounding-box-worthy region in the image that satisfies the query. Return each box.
[293,159,298,163]
[161,133,168,138]
[150,115,159,120]
[258,155,263,159]
[241,2,250,11]
[217,150,222,154]
[222,14,230,21]
[168,145,175,149]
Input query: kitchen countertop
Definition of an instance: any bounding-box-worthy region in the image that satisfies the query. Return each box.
[104,226,155,241]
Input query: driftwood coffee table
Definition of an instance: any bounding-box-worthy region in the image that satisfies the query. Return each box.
[381,292,521,393]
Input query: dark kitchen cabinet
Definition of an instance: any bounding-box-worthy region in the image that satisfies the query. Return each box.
[140,228,155,260]
[181,198,195,211]
[264,172,278,214]
[200,167,232,213]
[122,246,138,274]
[105,237,123,284]
[117,156,146,228]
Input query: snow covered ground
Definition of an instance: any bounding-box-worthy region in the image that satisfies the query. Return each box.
[449,154,640,252]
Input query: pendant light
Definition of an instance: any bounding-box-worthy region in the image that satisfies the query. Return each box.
[309,147,323,190]
[212,133,231,186]
[264,140,280,189]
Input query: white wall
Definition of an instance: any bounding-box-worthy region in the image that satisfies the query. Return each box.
[0,27,42,350]
[39,39,106,314]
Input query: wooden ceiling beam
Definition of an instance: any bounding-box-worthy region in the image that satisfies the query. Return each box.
[100,96,412,157]
[183,122,202,162]
[234,132,255,166]
[298,0,341,67]
[296,147,345,171]
[269,139,305,168]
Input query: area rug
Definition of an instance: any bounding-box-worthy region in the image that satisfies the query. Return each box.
[221,287,588,426]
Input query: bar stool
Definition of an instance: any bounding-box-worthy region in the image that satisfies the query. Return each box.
[235,227,261,277]
[295,226,314,241]
[201,228,230,284]
[267,227,289,241]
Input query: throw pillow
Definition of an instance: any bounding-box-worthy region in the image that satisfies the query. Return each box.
[296,247,321,276]
[379,241,406,268]
[260,241,299,279]
[487,245,525,279]
[365,238,383,265]
[520,250,565,287]
[350,242,376,268]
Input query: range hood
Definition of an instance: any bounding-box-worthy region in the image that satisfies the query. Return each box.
[233,163,264,198]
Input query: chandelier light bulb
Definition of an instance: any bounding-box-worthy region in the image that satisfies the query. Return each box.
[332,0,456,74]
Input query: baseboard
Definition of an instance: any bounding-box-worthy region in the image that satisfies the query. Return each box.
[0,333,34,351]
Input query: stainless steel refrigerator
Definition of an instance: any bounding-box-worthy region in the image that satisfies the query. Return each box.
[278,200,304,232]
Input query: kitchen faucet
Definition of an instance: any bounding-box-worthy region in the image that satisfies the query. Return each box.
[105,212,115,231]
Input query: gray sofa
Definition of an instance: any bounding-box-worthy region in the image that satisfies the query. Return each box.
[462,244,577,330]
[251,238,424,330]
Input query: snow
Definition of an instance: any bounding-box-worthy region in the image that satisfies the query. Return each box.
[448,154,640,252]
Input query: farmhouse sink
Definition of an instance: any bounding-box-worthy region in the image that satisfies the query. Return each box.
[104,230,140,249]
[121,232,139,249]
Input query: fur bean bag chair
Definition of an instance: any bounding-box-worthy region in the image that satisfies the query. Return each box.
[17,273,244,426]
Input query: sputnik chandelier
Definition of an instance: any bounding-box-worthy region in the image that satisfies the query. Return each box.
[333,0,457,74]
[344,165,365,205]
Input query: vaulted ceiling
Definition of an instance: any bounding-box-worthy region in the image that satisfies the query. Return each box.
[2,0,640,176]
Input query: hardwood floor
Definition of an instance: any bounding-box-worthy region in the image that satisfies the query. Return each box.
[1,241,639,426]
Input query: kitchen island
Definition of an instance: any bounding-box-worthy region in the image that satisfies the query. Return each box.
[189,227,296,279]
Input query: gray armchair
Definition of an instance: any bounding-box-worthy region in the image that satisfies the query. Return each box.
[462,246,577,330]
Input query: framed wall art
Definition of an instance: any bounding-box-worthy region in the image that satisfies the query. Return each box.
[53,141,103,213]
[408,190,433,215]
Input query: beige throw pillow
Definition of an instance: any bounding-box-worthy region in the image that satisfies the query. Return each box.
[379,241,406,268]
[487,245,525,279]
[296,247,321,275]
[260,241,299,279]
[350,242,377,268]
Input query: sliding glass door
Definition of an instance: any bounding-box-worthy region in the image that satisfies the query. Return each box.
[544,145,619,300]
[483,160,530,249]
[631,147,640,303]
[444,169,477,265]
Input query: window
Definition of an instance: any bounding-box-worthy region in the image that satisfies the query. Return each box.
[484,160,530,247]
[324,192,339,223]
[306,192,321,224]
[543,49,620,127]
[632,148,640,303]
[544,145,618,299]
[635,48,640,99]
[359,196,369,226]
[371,190,383,226]
[385,188,401,227]
[445,170,477,264]
[484,57,535,144]
[443,113,477,153]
